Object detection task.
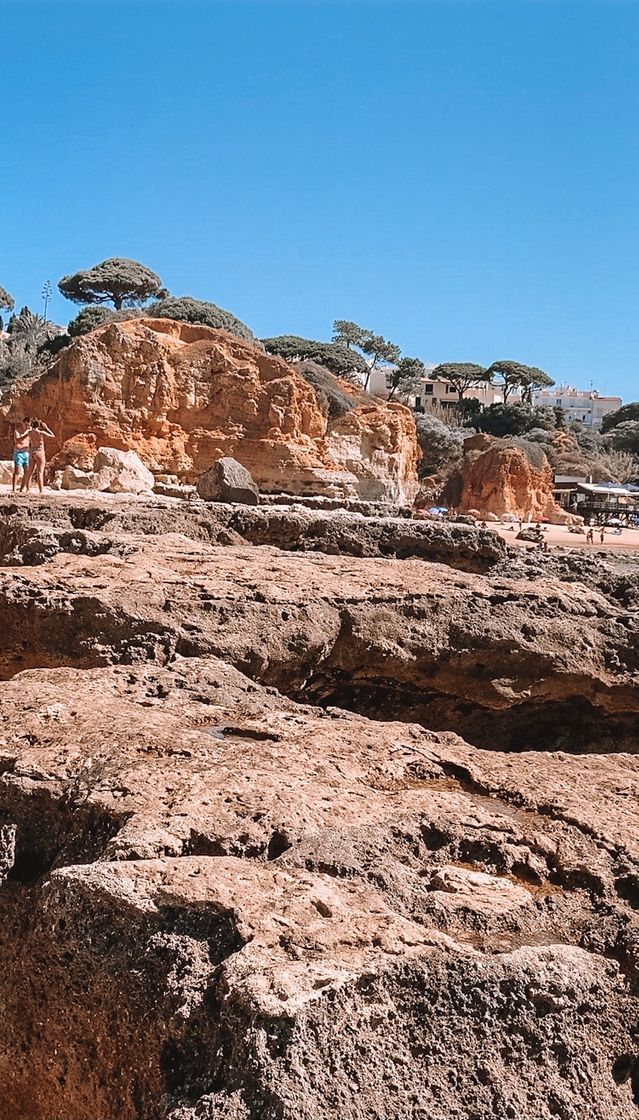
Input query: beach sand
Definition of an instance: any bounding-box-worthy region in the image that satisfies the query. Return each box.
[491,522,639,553]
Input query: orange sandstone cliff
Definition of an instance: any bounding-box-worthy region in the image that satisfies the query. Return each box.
[1,319,418,502]
[456,435,570,522]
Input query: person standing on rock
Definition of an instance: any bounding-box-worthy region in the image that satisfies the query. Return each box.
[22,419,55,495]
[11,418,31,493]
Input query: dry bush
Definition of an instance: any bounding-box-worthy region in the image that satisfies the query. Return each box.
[589,450,639,484]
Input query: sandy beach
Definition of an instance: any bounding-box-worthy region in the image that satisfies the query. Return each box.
[492,521,639,553]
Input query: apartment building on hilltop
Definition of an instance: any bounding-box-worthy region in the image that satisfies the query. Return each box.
[369,364,503,407]
[370,364,620,428]
[529,386,621,428]
[413,375,503,411]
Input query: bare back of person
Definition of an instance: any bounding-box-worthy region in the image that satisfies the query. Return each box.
[21,419,55,495]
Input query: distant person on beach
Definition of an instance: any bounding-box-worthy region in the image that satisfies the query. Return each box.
[11,417,31,493]
[599,526,605,544]
[21,419,55,495]
[586,527,594,544]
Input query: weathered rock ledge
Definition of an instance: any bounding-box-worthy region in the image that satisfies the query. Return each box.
[0,493,637,1119]
[0,492,507,572]
[0,656,638,1119]
[0,508,637,749]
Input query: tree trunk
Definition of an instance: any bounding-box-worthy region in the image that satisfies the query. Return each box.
[364,359,377,392]
[113,295,123,311]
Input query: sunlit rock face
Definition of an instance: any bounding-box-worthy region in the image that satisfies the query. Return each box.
[2,318,419,501]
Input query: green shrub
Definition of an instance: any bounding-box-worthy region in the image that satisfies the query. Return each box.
[262,336,368,384]
[147,296,255,341]
[600,402,639,433]
[67,306,145,336]
[293,360,360,419]
[604,420,639,455]
[415,412,465,478]
[504,437,548,470]
[475,403,556,438]
[68,306,115,336]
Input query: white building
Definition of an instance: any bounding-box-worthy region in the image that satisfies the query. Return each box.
[413,377,503,411]
[367,364,396,395]
[368,362,504,409]
[530,385,621,428]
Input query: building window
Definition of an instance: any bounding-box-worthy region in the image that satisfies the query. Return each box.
[556,399,562,407]
[424,384,433,395]
[446,384,456,394]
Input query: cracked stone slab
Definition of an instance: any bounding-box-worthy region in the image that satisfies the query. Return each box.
[0,658,637,1117]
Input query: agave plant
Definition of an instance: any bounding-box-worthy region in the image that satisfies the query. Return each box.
[8,307,58,352]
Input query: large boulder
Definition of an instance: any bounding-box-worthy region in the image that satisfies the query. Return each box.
[517,526,544,542]
[92,447,154,494]
[196,456,259,505]
[1,318,419,502]
[61,466,94,491]
[0,461,13,486]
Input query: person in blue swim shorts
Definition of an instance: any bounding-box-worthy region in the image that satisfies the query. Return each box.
[12,418,31,493]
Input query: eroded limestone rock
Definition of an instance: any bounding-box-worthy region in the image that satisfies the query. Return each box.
[93,445,155,493]
[0,493,637,1119]
[197,457,259,505]
[61,464,94,490]
[0,657,637,1119]
[1,318,419,501]
[456,437,569,523]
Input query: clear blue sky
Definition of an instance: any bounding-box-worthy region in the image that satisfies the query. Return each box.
[2,0,638,400]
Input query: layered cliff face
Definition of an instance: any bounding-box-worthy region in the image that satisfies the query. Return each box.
[457,436,569,522]
[1,319,418,501]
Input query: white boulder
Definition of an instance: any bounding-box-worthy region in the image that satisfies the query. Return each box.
[61,466,95,491]
[92,447,154,495]
[0,460,14,485]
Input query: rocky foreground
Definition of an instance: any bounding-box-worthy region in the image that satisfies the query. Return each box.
[0,492,638,1119]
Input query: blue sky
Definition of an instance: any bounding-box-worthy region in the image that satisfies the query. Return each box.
[1,0,638,400]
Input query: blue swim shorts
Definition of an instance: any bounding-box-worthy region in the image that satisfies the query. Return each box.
[13,450,29,469]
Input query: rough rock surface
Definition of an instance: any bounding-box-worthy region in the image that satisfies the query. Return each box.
[0,656,638,1120]
[0,492,637,1119]
[0,503,636,751]
[61,464,95,490]
[0,493,507,572]
[92,445,155,493]
[457,437,569,523]
[1,318,418,501]
[197,456,259,505]
[61,447,155,494]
